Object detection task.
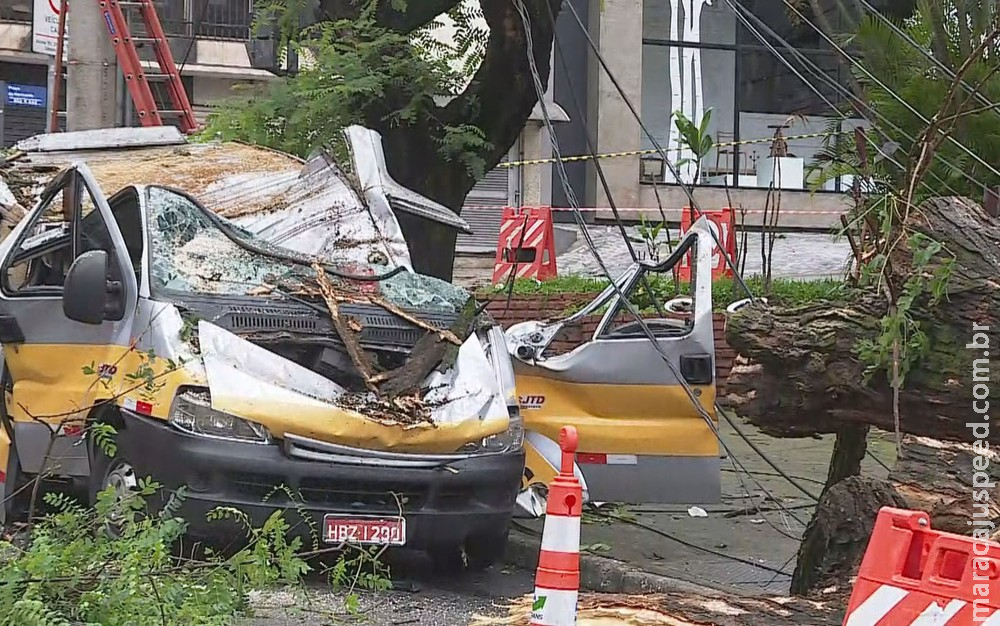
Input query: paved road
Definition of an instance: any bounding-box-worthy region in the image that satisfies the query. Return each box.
[454,226,853,288]
[241,552,533,626]
[557,225,853,281]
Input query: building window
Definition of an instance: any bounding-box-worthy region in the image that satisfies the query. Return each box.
[193,0,252,40]
[0,1,32,24]
[153,0,251,40]
[640,0,863,191]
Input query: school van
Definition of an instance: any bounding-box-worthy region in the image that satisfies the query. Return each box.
[0,126,719,570]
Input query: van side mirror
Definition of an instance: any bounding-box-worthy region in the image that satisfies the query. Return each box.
[63,251,123,324]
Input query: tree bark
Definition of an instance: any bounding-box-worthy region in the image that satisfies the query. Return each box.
[791,476,908,597]
[889,435,1000,536]
[475,590,844,625]
[790,435,999,596]
[725,196,999,444]
[823,424,870,497]
[327,0,563,280]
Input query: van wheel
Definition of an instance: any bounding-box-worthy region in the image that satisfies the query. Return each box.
[3,442,28,524]
[89,435,139,535]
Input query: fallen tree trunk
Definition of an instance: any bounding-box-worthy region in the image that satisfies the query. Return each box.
[472,591,844,625]
[792,435,1000,596]
[888,435,1000,535]
[725,196,999,444]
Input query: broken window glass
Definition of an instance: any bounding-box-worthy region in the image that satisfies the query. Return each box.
[147,186,302,295]
[379,271,471,314]
[145,185,475,314]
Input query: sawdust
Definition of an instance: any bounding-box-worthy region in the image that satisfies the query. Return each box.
[84,143,300,197]
[470,593,840,626]
[335,392,432,426]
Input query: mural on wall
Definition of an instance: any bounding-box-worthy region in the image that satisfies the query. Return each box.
[666,0,711,184]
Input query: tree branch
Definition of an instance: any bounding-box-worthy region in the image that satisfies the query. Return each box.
[317,0,465,33]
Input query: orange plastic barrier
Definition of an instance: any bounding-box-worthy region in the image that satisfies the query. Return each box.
[677,206,735,282]
[493,207,558,284]
[842,507,1000,625]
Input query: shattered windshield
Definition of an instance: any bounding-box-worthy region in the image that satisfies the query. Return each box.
[145,186,473,314]
[147,186,303,295]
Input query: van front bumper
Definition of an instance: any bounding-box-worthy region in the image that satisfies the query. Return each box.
[117,411,525,550]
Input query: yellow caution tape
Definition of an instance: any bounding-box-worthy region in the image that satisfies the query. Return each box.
[497,130,847,168]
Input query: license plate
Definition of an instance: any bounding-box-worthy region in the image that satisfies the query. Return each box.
[323,515,406,546]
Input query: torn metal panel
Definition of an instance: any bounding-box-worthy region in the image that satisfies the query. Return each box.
[223,155,414,271]
[422,333,509,426]
[199,320,345,406]
[14,127,186,153]
[346,126,471,233]
[0,181,15,208]
[196,320,509,452]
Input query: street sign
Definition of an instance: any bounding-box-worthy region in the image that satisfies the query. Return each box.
[32,0,68,56]
[5,84,48,109]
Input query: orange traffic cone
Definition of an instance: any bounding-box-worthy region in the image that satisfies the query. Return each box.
[530,426,582,626]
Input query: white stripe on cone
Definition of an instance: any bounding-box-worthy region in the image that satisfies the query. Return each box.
[539,515,581,554]
[844,583,1000,625]
[909,599,965,625]
[530,587,578,626]
[844,585,909,626]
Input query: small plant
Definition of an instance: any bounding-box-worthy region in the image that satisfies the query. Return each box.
[673,108,715,183]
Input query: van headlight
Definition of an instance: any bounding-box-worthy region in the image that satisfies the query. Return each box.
[460,408,524,455]
[168,390,272,445]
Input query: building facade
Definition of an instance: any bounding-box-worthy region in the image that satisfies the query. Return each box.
[0,0,277,144]
[546,0,893,229]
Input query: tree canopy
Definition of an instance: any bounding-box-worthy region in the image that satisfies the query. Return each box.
[207,0,563,280]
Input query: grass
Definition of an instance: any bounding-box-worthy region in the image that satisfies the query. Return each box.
[479,274,847,313]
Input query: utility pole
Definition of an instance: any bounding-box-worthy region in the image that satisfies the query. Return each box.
[66,0,118,130]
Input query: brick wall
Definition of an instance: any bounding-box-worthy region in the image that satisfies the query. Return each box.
[483,294,736,390]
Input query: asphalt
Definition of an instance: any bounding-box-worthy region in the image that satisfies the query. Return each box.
[240,551,533,626]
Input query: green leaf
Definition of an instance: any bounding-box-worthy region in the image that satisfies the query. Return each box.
[532,596,547,611]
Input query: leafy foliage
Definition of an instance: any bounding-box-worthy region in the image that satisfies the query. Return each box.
[0,481,306,626]
[204,2,491,178]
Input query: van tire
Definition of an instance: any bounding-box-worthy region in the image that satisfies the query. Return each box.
[3,442,27,523]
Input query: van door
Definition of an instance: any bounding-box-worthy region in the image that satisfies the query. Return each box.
[508,218,720,509]
[0,164,138,507]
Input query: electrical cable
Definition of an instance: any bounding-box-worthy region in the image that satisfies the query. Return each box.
[166,185,407,282]
[519,0,812,530]
[511,517,793,577]
[777,0,1000,184]
[853,0,1000,121]
[178,0,212,75]
[726,0,979,199]
[542,0,666,315]
[717,406,820,502]
[559,0,755,302]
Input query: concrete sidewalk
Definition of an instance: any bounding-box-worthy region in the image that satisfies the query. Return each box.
[508,417,896,596]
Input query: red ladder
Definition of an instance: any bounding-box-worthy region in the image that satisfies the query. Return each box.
[98,0,198,133]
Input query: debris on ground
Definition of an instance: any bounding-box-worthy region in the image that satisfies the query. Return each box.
[470,592,843,625]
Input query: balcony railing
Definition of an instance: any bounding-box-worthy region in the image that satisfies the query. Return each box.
[0,1,32,24]
[157,0,253,41]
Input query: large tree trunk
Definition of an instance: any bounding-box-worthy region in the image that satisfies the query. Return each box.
[338,0,563,281]
[725,196,999,444]
[889,435,1000,536]
[474,591,844,625]
[791,435,999,596]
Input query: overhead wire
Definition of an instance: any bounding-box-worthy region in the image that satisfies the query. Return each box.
[777,0,1000,184]
[516,0,814,532]
[559,0,755,301]
[853,0,1000,122]
[725,0,974,199]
